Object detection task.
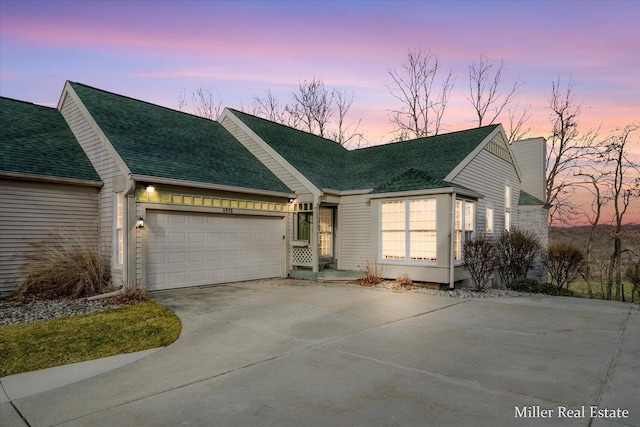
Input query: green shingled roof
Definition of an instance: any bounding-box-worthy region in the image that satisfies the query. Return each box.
[69,83,291,194]
[372,168,478,194]
[231,109,499,192]
[519,190,547,206]
[0,97,100,182]
[228,109,350,189]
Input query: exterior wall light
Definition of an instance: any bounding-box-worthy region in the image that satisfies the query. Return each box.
[146,184,155,193]
[136,216,145,229]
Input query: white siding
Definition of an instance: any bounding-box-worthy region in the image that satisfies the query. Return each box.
[59,92,128,283]
[337,195,373,271]
[511,137,546,201]
[451,135,521,235]
[220,116,312,195]
[0,179,99,294]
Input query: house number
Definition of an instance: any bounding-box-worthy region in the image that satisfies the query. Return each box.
[223,208,233,213]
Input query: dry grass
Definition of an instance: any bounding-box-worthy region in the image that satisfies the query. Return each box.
[17,226,112,299]
[357,258,387,286]
[396,273,412,287]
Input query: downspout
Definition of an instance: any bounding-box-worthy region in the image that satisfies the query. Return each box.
[124,175,137,286]
[449,192,457,289]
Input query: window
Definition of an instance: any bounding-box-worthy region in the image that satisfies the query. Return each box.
[454,199,475,261]
[115,192,124,267]
[318,208,333,257]
[486,205,494,234]
[505,183,511,231]
[381,199,437,262]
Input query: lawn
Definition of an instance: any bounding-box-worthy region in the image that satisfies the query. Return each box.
[570,280,638,302]
[0,301,181,377]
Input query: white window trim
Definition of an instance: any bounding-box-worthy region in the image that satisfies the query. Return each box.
[379,197,437,265]
[486,203,494,234]
[454,199,476,265]
[505,181,512,232]
[114,192,124,269]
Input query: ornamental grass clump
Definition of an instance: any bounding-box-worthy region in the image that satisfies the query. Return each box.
[358,258,387,286]
[16,226,112,299]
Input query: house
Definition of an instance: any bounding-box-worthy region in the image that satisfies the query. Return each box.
[0,81,548,294]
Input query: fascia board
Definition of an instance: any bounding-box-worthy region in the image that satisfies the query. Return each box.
[220,109,321,198]
[0,171,103,187]
[321,188,374,196]
[365,187,483,200]
[130,174,296,199]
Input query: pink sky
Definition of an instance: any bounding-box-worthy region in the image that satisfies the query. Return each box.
[1,0,638,224]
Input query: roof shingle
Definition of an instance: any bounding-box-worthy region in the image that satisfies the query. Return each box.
[69,83,291,194]
[0,97,100,182]
[230,109,499,192]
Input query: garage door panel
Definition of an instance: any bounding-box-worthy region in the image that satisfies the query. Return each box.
[146,210,283,290]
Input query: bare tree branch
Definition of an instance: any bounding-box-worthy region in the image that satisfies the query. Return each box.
[387,48,454,141]
[545,76,601,225]
[467,54,523,127]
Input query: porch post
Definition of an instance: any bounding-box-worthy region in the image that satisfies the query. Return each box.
[449,192,457,289]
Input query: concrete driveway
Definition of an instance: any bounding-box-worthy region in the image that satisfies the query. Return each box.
[2,279,638,427]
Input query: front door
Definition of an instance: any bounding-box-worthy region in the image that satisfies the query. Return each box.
[318,208,333,258]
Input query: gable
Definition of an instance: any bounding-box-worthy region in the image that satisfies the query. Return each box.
[229,108,499,193]
[227,109,349,191]
[68,83,291,194]
[0,96,100,182]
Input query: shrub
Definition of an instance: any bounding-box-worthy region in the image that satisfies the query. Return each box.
[16,226,112,299]
[508,279,564,295]
[508,278,539,292]
[396,273,412,287]
[496,228,542,287]
[624,260,640,303]
[545,241,585,292]
[358,258,386,286]
[463,233,499,291]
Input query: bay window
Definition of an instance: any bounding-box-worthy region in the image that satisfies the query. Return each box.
[381,198,436,262]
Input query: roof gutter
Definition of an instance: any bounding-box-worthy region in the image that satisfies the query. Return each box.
[0,171,103,188]
[364,187,483,200]
[321,188,375,196]
[130,174,296,199]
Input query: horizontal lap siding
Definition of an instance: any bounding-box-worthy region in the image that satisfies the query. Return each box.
[60,93,125,283]
[451,136,520,234]
[0,180,99,293]
[337,196,373,271]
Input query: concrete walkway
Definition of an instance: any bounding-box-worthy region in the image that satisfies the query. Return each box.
[1,279,638,426]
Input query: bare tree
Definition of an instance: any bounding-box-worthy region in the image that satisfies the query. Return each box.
[605,124,639,301]
[192,87,223,120]
[330,88,363,147]
[387,48,454,141]
[177,87,223,120]
[467,54,523,127]
[575,160,611,297]
[545,77,601,225]
[251,79,363,147]
[506,103,532,142]
[290,77,334,138]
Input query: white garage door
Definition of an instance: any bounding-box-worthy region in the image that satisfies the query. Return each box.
[146,210,284,290]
